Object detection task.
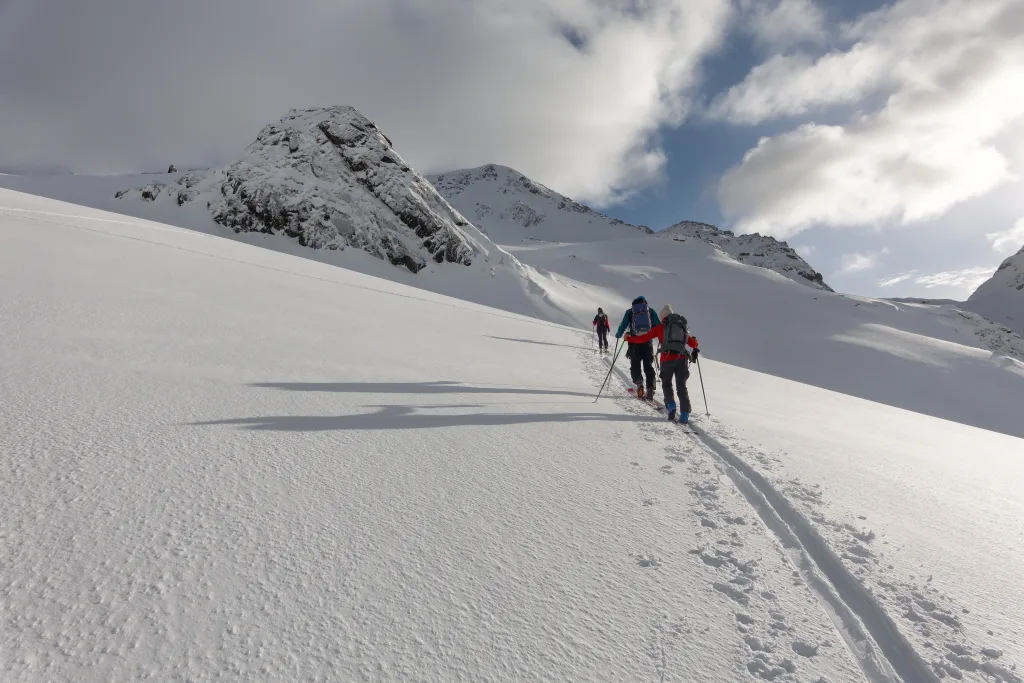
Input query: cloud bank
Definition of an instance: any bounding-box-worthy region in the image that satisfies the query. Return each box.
[715,0,1024,238]
[0,0,732,205]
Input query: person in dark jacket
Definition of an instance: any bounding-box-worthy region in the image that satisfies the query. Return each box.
[626,303,700,422]
[592,307,611,352]
[615,296,662,399]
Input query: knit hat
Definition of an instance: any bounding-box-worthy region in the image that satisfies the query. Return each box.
[659,304,673,319]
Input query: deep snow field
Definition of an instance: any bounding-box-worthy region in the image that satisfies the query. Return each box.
[2,187,1023,682]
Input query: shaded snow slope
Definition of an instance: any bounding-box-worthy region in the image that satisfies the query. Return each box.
[428,164,652,244]
[966,244,1024,337]
[114,106,490,273]
[663,220,832,291]
[2,192,875,683]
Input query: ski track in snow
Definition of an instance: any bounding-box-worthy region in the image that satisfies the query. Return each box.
[588,346,1020,683]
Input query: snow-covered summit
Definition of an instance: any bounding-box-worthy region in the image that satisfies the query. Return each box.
[966,244,1024,336]
[663,220,832,292]
[116,106,490,273]
[429,164,652,244]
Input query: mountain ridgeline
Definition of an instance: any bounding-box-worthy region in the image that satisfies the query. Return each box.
[114,106,833,291]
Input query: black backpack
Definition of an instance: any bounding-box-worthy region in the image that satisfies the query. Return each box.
[661,313,690,356]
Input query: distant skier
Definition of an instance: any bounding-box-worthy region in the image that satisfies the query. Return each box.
[626,304,699,422]
[593,307,611,353]
[615,296,661,400]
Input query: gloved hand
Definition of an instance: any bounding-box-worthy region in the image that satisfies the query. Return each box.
[691,348,700,362]
[615,331,623,339]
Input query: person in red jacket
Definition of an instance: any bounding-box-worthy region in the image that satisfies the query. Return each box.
[592,307,611,353]
[623,304,699,422]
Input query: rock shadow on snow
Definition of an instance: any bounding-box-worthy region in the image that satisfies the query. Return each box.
[251,380,594,398]
[193,404,662,432]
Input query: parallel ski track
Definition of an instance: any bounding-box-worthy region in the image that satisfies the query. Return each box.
[601,354,940,683]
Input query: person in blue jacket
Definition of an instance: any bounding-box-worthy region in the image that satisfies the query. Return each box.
[615,296,661,400]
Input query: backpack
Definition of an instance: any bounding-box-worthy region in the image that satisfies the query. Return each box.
[630,300,652,335]
[661,313,690,356]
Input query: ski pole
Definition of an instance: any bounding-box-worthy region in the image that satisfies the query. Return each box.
[595,338,624,402]
[695,355,709,415]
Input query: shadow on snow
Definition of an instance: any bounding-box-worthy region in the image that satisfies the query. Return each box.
[251,380,594,398]
[193,403,660,432]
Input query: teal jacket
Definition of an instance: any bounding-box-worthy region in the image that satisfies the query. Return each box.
[616,307,662,339]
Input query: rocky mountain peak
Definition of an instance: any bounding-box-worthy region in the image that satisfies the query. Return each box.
[117,106,488,273]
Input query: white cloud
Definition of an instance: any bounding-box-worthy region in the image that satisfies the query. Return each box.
[878,272,915,287]
[714,0,1024,238]
[878,267,995,292]
[915,267,995,290]
[738,0,826,52]
[986,218,1024,253]
[794,244,816,258]
[837,247,889,275]
[0,0,734,206]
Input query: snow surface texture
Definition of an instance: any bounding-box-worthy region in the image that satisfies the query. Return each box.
[428,164,652,244]
[966,244,1024,337]
[115,106,493,273]
[663,221,832,292]
[3,191,1022,682]
[1,193,868,682]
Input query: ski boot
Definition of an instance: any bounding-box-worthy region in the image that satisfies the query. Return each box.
[645,386,656,403]
[635,383,645,399]
[666,402,677,421]
[679,412,689,424]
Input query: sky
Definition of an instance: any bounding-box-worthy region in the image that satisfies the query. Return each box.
[1,0,1023,299]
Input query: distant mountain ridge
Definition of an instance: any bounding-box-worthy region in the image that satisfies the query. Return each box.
[428,164,651,244]
[663,220,832,292]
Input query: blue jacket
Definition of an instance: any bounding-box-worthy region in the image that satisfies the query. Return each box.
[616,305,661,339]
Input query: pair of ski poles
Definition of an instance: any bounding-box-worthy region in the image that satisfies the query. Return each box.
[594,337,709,415]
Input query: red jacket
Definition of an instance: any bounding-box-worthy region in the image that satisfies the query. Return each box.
[624,324,698,363]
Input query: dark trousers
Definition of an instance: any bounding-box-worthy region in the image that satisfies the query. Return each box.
[660,357,692,412]
[629,342,656,390]
[596,328,608,349]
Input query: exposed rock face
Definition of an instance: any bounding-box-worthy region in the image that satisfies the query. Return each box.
[965,244,1024,336]
[117,107,484,273]
[664,220,833,292]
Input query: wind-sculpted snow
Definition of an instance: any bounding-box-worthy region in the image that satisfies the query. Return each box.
[664,220,832,292]
[116,107,486,273]
[966,244,1024,337]
[429,164,652,244]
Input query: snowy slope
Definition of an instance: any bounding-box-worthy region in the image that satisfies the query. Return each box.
[4,190,1022,683]
[965,244,1024,336]
[1,173,1022,439]
[1,191,870,683]
[428,164,652,244]
[500,236,1024,439]
[663,220,832,291]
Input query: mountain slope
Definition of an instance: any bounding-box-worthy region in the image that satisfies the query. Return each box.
[1,191,868,683]
[3,190,1021,683]
[428,164,652,244]
[965,244,1024,336]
